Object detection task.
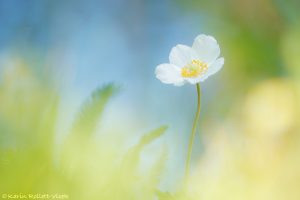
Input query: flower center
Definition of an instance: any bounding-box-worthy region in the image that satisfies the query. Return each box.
[181,60,208,78]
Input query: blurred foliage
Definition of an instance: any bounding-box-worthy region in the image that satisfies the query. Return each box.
[175,1,300,199]
[71,83,120,137]
[0,61,169,200]
[187,78,300,200]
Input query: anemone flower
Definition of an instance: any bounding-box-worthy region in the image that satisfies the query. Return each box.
[155,34,224,179]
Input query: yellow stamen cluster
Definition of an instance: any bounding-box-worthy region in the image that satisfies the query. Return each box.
[181,60,208,78]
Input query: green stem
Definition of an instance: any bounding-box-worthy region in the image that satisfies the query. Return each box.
[184,83,201,179]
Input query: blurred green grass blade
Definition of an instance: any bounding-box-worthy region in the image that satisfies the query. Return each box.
[132,125,167,155]
[71,83,120,137]
[138,126,168,149]
[122,126,168,171]
[107,126,168,200]
[156,190,175,200]
[156,190,192,200]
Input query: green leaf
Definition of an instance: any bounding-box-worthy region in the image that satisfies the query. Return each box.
[156,190,175,200]
[121,126,168,175]
[125,126,167,161]
[71,83,120,138]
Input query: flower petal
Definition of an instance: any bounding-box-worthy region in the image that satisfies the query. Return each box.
[185,77,201,84]
[169,44,197,67]
[155,63,185,86]
[192,34,220,63]
[200,57,224,82]
[206,57,224,76]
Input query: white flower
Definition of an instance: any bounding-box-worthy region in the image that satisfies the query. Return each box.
[155,34,224,86]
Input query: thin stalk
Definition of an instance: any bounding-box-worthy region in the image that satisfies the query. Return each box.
[184,83,201,179]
